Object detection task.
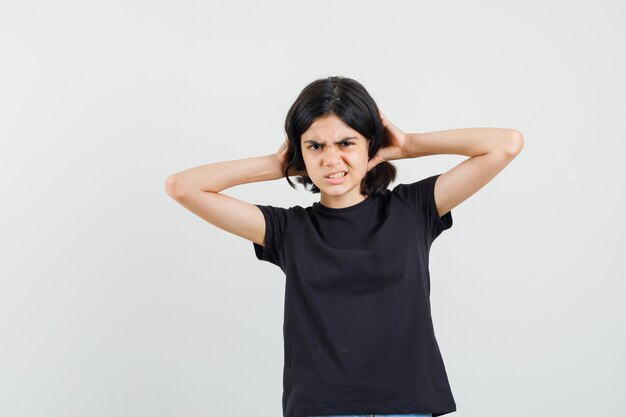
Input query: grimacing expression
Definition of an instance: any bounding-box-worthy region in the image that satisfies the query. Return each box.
[300,114,370,205]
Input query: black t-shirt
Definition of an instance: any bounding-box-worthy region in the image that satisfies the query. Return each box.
[252,173,456,417]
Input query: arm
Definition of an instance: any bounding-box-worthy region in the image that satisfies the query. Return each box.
[403,127,524,158]
[164,138,305,246]
[167,154,281,194]
[404,128,524,217]
[371,112,524,218]
[166,150,305,195]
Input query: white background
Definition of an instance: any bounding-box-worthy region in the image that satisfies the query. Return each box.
[1,1,624,416]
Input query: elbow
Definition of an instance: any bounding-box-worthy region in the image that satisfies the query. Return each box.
[165,174,185,199]
[503,129,524,157]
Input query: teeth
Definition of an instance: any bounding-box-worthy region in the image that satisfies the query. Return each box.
[328,172,346,179]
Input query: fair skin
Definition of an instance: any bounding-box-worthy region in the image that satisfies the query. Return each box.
[299,113,370,209]
[372,111,524,217]
[165,111,524,247]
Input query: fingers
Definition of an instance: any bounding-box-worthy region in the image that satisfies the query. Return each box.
[367,155,382,172]
[379,110,387,123]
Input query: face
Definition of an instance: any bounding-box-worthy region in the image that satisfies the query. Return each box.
[300,113,370,209]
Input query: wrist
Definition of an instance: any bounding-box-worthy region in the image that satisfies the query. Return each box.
[401,133,416,159]
[269,153,285,178]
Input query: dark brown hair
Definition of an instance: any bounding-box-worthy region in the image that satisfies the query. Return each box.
[283,76,396,197]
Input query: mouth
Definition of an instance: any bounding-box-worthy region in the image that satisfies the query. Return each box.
[324,171,348,184]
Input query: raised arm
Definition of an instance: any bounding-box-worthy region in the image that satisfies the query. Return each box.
[369,112,524,218]
[404,127,524,217]
[164,138,305,246]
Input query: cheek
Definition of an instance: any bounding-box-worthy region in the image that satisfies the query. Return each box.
[357,150,370,166]
[303,156,313,170]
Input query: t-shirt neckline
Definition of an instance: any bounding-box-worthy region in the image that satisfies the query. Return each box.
[313,195,375,214]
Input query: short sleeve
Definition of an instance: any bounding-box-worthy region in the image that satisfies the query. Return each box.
[392,173,453,241]
[252,204,290,268]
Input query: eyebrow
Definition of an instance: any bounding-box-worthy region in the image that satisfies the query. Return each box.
[302,137,359,145]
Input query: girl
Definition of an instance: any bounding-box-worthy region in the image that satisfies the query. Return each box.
[165,76,524,417]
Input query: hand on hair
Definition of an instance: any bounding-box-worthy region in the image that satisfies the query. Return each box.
[276,136,308,177]
[275,136,289,164]
[367,111,409,171]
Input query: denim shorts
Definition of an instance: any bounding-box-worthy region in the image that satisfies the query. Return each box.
[306,414,432,417]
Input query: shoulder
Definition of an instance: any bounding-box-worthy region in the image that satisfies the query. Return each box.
[254,203,308,225]
[390,175,439,206]
[392,175,438,192]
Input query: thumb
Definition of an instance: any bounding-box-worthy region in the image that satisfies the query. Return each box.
[367,155,382,172]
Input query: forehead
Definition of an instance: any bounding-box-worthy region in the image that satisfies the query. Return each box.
[301,114,363,142]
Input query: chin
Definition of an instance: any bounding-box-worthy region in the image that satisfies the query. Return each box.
[320,183,353,195]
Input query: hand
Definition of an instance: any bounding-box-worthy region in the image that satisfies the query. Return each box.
[367,111,410,172]
[275,136,308,177]
[275,135,289,166]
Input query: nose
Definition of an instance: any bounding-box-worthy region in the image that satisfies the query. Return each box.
[321,144,343,167]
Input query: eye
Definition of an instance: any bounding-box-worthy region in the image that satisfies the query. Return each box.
[306,141,354,150]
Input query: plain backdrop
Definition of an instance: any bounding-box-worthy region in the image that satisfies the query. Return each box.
[1,1,624,416]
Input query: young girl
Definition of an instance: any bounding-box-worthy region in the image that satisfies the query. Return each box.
[165,76,524,417]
